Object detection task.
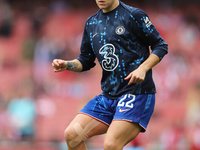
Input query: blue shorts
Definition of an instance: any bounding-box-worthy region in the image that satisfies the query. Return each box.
[79,94,155,132]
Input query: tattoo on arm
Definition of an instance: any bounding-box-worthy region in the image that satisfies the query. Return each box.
[66,62,78,70]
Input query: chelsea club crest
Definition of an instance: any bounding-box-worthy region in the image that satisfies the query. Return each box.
[115,26,125,35]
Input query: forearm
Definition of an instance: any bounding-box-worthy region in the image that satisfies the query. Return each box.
[66,59,83,72]
[138,53,160,72]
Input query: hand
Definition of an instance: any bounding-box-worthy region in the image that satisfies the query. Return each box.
[52,59,67,72]
[124,67,146,85]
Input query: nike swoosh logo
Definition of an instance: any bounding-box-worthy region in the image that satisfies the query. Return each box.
[119,108,130,112]
[92,33,98,38]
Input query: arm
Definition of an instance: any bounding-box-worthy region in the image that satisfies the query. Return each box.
[125,9,168,85]
[52,59,83,72]
[124,53,160,85]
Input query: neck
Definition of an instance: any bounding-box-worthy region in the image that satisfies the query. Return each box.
[102,0,120,13]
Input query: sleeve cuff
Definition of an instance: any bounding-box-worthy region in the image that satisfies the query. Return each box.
[151,49,168,61]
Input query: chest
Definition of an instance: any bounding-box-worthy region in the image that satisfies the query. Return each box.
[88,13,132,47]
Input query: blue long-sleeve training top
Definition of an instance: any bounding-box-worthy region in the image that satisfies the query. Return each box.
[77,1,168,99]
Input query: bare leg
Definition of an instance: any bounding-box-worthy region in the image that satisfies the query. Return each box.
[104,120,142,150]
[64,114,109,150]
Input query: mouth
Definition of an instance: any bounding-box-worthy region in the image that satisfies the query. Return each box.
[98,1,106,4]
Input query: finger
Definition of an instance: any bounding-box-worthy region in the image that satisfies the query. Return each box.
[135,78,144,84]
[52,62,57,67]
[53,59,61,66]
[138,80,143,84]
[54,68,62,72]
[138,79,144,84]
[135,79,141,84]
[124,73,132,80]
[128,76,136,85]
[58,61,66,68]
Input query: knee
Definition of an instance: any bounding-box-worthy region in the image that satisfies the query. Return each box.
[64,127,76,143]
[64,126,87,148]
[104,140,120,150]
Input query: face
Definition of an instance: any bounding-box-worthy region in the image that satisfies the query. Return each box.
[95,0,119,13]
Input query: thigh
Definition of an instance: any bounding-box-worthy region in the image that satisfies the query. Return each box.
[104,120,142,148]
[66,113,109,138]
[79,95,117,125]
[114,94,155,132]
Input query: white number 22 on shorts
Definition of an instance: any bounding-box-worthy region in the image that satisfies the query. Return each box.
[117,94,136,108]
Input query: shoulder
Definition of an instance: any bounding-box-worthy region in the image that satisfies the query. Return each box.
[120,1,147,18]
[85,9,101,24]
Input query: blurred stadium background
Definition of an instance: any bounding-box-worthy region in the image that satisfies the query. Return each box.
[0,0,200,150]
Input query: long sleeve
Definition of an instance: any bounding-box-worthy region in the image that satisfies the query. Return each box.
[130,8,168,60]
[76,21,96,71]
